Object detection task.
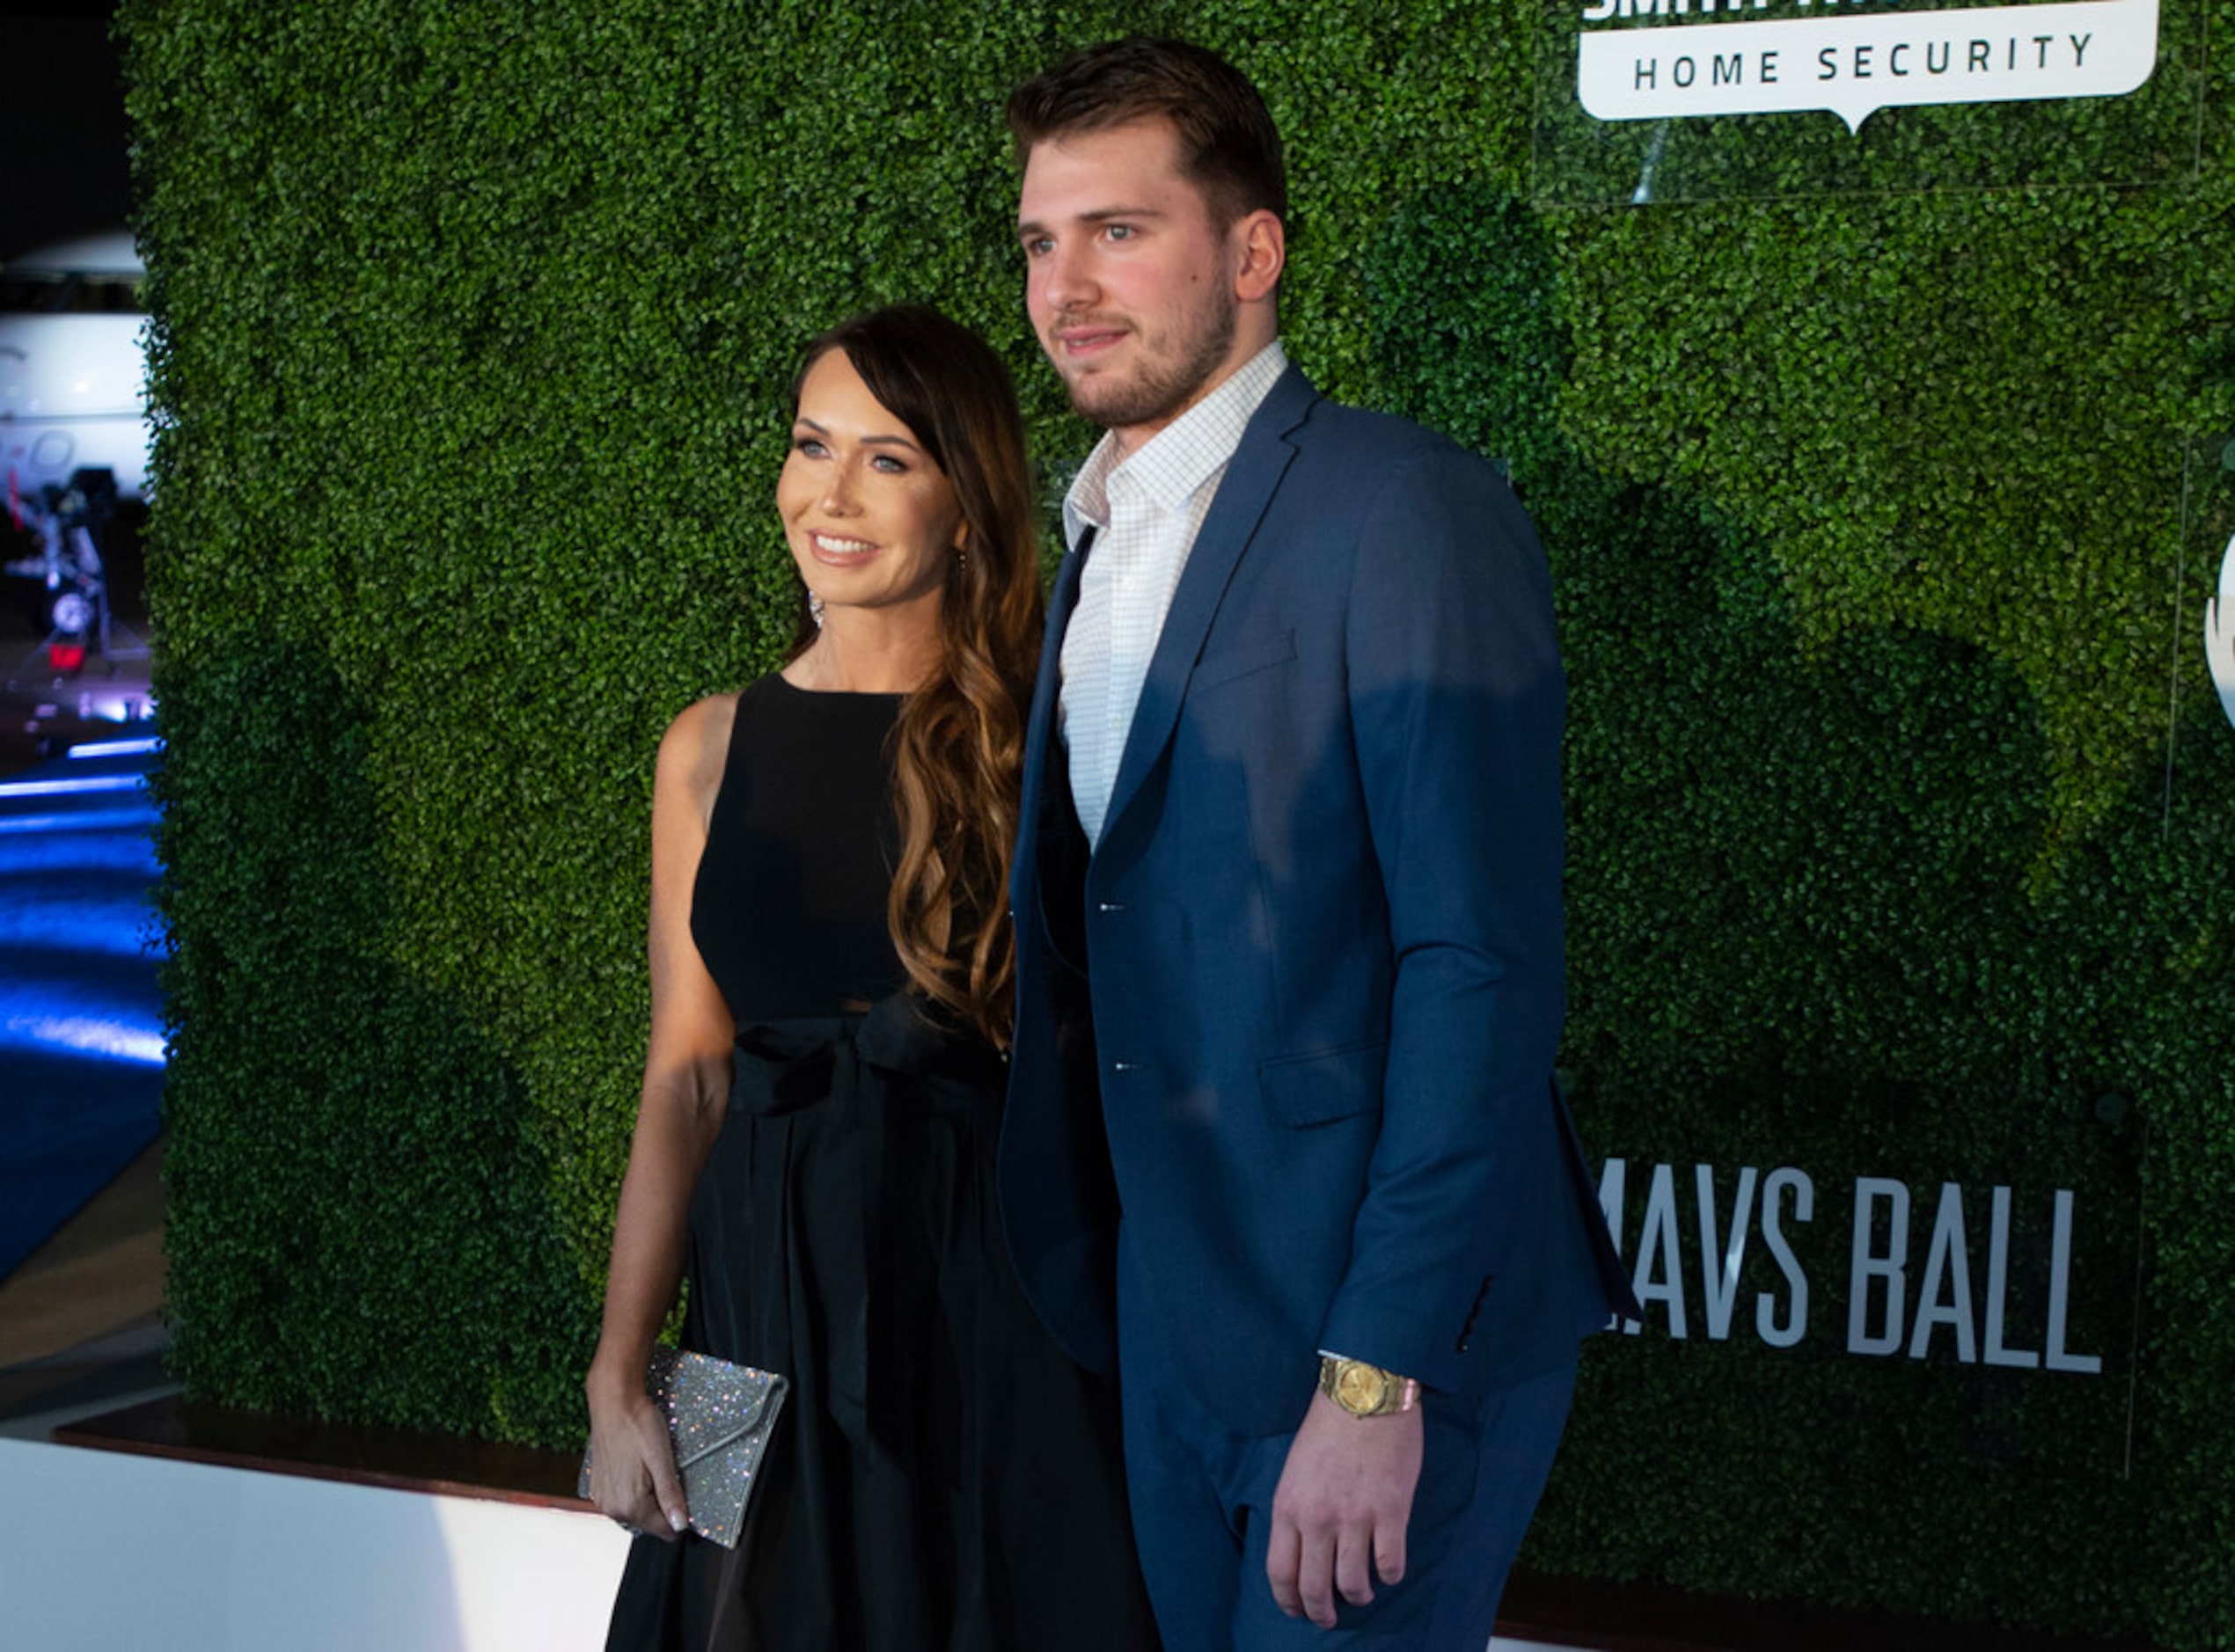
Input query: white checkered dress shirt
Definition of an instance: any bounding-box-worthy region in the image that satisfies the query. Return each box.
[1059,340,1289,848]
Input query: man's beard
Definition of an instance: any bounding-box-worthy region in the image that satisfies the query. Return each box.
[1060,290,1237,432]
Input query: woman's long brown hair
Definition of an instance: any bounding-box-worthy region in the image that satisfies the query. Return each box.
[790,307,1044,1048]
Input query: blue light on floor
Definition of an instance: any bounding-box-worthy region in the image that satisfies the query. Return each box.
[0,808,160,837]
[67,737,162,761]
[0,773,151,800]
[0,1009,165,1067]
[0,731,165,1279]
[0,831,159,873]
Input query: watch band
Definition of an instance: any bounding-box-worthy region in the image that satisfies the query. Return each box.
[1317,1354,1421,1417]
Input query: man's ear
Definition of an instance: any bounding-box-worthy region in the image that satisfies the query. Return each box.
[1233,209,1286,303]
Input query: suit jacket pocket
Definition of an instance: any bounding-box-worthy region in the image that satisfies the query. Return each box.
[1190,629,1296,694]
[1259,1040,1387,1128]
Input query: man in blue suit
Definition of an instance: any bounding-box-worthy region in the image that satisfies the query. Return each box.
[999,39,1637,1648]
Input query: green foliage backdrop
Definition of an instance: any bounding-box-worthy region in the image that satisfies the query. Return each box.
[121,0,2231,1643]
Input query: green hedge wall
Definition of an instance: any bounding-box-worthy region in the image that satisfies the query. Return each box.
[122,0,2233,1644]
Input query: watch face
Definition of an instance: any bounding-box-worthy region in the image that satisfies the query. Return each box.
[1335,1362,1389,1414]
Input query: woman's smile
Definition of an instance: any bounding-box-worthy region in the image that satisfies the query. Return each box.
[808,530,881,562]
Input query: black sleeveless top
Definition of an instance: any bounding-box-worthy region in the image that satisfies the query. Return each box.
[688,674,906,1020]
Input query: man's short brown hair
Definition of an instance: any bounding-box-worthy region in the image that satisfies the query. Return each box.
[1006,37,1287,228]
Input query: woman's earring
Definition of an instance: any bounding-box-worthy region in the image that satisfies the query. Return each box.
[808,589,825,630]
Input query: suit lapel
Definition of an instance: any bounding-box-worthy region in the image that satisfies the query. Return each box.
[1015,530,1093,971]
[1015,530,1088,903]
[1100,368,1317,850]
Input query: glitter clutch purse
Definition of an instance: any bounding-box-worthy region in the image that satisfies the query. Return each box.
[579,1347,789,1549]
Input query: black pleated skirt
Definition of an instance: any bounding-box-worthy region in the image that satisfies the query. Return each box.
[604,998,1158,1652]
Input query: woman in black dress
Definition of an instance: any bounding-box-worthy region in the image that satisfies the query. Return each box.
[587,306,1155,1650]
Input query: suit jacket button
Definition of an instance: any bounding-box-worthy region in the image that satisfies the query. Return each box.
[1098,901,1125,912]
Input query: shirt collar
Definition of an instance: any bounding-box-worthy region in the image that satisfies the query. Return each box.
[1062,339,1289,550]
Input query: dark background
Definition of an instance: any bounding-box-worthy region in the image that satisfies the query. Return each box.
[2,6,133,265]
[0,1,146,771]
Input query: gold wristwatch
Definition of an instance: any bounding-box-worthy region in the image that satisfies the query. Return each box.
[1317,1355,1421,1417]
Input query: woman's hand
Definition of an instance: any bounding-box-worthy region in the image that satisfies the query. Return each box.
[586,1374,691,1540]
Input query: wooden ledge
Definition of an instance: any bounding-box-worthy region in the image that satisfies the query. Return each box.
[1499,1568,2162,1652]
[52,1394,591,1513]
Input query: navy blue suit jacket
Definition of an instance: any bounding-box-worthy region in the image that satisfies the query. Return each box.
[1000,366,1633,1437]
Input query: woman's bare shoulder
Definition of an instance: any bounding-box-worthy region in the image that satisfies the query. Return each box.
[656,692,742,822]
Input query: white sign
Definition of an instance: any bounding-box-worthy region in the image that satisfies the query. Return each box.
[1577,0,2159,133]
[2206,530,2235,731]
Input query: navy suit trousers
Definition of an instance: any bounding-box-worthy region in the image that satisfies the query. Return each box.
[1115,1226,1577,1650]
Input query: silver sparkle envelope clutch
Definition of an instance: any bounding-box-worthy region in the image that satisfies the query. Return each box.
[579,1347,789,1549]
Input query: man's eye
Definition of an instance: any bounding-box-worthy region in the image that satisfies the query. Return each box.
[1022,236,1052,258]
[1104,223,1133,241]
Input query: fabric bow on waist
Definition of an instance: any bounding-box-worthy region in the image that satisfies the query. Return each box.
[731,991,993,1115]
[722,992,1003,1472]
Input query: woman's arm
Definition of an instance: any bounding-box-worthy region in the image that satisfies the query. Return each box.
[584,694,739,1539]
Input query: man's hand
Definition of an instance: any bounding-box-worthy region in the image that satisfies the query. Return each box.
[1265,1389,1425,1627]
